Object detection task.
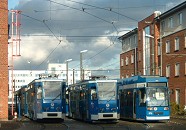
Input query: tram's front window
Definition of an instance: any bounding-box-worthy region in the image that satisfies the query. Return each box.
[97,82,116,100]
[43,81,61,99]
[146,87,168,106]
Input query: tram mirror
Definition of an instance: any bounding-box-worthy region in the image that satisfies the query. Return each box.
[91,89,97,100]
[92,93,97,100]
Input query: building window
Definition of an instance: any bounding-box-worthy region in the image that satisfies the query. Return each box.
[138,51,141,61]
[126,74,129,78]
[129,37,131,45]
[158,67,161,76]
[161,21,165,32]
[185,61,186,75]
[131,54,134,64]
[134,35,137,45]
[185,35,186,48]
[166,41,170,53]
[175,37,179,51]
[125,56,129,65]
[178,13,182,25]
[168,17,173,28]
[121,58,124,66]
[175,63,180,76]
[51,67,56,74]
[158,44,161,56]
[166,65,170,77]
[175,89,180,105]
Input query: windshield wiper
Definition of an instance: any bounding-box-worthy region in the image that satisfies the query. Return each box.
[107,95,115,102]
[52,93,61,101]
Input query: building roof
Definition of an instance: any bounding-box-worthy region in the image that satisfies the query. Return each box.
[156,1,186,20]
[118,28,138,40]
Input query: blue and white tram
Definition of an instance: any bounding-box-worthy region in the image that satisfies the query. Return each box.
[118,75,170,121]
[68,79,119,122]
[26,76,66,120]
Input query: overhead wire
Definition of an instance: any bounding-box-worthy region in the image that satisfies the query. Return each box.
[20,13,65,69]
[46,0,119,33]
[18,0,134,71]
[71,34,119,70]
[66,0,138,22]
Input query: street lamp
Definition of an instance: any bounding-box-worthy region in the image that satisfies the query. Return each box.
[66,59,72,85]
[80,50,88,81]
[27,61,31,70]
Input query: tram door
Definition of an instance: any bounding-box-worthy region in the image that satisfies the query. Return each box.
[133,90,137,119]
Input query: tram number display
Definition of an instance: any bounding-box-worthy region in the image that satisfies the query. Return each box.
[147,83,167,87]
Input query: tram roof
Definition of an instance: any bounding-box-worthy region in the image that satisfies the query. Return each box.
[121,75,168,85]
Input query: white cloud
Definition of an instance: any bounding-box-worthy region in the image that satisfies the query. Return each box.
[8,0,185,73]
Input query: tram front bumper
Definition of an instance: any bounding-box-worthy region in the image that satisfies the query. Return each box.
[146,116,170,120]
[91,113,119,120]
[37,112,65,119]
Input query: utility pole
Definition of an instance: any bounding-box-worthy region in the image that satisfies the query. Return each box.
[9,10,21,116]
[80,50,87,81]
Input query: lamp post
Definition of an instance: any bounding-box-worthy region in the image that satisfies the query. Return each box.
[66,59,72,85]
[80,50,88,81]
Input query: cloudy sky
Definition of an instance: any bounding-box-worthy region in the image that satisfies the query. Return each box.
[8,0,185,78]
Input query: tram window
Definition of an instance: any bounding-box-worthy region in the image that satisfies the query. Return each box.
[139,88,146,106]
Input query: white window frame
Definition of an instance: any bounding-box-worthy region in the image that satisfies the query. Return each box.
[121,58,124,66]
[126,74,129,78]
[185,35,186,48]
[125,56,129,65]
[185,61,186,75]
[175,63,180,76]
[175,37,179,51]
[168,17,173,28]
[166,40,170,53]
[166,65,170,77]
[175,89,180,105]
[131,54,134,64]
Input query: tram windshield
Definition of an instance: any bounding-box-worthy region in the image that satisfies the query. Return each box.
[146,87,169,106]
[97,82,116,100]
[43,81,62,99]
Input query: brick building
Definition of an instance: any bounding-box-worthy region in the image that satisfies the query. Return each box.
[0,0,8,120]
[119,1,186,109]
[119,28,138,78]
[157,2,186,108]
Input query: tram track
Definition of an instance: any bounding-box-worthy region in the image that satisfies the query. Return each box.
[93,123,132,130]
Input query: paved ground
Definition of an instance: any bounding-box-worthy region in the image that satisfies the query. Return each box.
[0,115,185,130]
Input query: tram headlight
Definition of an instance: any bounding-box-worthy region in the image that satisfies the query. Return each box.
[164,107,169,110]
[147,107,154,111]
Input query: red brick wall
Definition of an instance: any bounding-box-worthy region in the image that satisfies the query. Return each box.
[138,14,156,75]
[120,49,136,78]
[162,29,186,106]
[0,0,8,120]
